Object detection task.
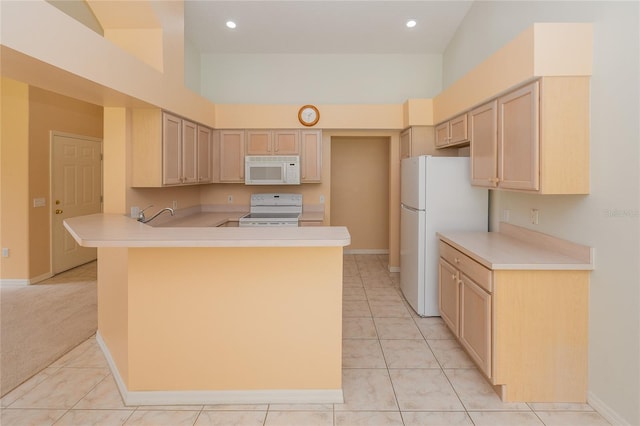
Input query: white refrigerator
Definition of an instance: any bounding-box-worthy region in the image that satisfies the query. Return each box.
[400,155,488,317]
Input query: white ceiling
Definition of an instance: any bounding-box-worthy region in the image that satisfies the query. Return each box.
[184,1,473,55]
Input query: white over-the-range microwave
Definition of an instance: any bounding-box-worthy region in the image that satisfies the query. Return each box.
[244,155,300,185]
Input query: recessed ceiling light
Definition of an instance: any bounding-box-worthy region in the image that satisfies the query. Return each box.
[406,19,417,28]
[226,21,237,29]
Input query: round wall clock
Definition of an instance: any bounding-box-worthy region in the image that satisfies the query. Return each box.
[298,105,320,127]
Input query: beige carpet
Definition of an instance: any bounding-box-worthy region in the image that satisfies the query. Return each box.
[0,264,97,396]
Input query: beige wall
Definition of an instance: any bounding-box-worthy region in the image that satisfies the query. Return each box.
[1,1,215,128]
[98,246,343,393]
[128,187,202,217]
[0,80,103,282]
[434,23,591,123]
[28,88,103,278]
[443,4,639,425]
[0,2,425,276]
[215,104,407,129]
[0,78,30,280]
[330,137,390,251]
[97,247,129,384]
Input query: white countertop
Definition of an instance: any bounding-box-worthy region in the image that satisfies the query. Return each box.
[64,214,350,248]
[438,224,594,271]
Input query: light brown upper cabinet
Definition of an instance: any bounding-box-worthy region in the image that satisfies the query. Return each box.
[470,77,590,194]
[218,129,322,183]
[274,130,300,154]
[400,128,412,159]
[196,125,213,184]
[470,101,499,187]
[300,130,322,183]
[175,118,198,185]
[435,113,469,148]
[401,126,436,159]
[219,130,245,183]
[161,113,182,185]
[498,82,540,191]
[246,130,299,155]
[245,130,271,155]
[131,109,213,187]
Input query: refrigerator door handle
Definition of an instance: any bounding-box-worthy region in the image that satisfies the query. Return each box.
[401,203,420,213]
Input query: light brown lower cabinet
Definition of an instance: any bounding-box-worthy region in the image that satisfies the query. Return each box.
[438,240,588,403]
[459,273,492,378]
[438,258,459,335]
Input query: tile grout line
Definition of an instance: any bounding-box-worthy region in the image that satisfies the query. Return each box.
[4,254,608,425]
[371,255,405,425]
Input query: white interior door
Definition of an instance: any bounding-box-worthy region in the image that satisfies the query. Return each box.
[52,133,102,274]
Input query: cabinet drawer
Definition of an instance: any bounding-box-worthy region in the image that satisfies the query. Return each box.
[439,241,492,292]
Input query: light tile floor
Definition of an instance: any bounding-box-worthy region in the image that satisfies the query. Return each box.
[1,254,610,425]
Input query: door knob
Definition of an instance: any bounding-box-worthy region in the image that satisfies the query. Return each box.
[55,209,63,214]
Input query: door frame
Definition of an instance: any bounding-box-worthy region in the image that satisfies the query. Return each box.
[49,131,103,275]
[329,134,392,255]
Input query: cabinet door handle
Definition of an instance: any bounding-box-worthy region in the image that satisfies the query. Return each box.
[55,209,63,214]
[451,274,456,280]
[454,258,460,264]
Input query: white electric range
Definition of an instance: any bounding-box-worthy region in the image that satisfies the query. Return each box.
[239,193,302,227]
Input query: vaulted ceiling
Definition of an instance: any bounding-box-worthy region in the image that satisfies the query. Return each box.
[184,1,473,55]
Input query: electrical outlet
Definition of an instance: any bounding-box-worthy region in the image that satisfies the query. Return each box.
[530,208,539,225]
[2,248,9,258]
[319,195,325,204]
[172,200,178,210]
[131,206,140,219]
[502,209,510,222]
[227,195,233,203]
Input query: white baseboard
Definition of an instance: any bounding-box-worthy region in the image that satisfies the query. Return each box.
[588,391,631,426]
[96,332,344,406]
[0,279,31,287]
[343,249,388,255]
[122,388,343,406]
[0,272,53,287]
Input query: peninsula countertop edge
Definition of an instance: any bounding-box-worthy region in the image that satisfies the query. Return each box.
[64,214,351,248]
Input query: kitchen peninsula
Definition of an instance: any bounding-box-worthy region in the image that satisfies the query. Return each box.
[64,214,350,406]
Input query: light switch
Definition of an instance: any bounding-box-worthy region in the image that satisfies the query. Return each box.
[33,198,46,208]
